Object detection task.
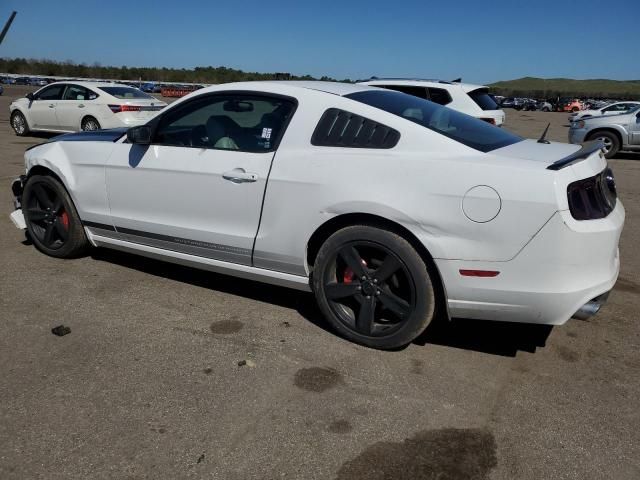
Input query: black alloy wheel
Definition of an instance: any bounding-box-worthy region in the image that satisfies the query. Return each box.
[23,175,89,258]
[313,226,435,349]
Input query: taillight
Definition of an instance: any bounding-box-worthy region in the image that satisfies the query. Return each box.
[480,118,496,125]
[108,104,143,113]
[567,168,617,220]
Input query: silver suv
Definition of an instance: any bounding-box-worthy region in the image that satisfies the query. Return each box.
[569,106,640,158]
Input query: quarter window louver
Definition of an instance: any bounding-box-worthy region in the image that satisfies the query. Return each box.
[311,108,400,149]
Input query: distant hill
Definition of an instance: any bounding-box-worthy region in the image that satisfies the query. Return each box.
[489,77,640,99]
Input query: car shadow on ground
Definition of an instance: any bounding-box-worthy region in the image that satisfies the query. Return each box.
[89,248,552,357]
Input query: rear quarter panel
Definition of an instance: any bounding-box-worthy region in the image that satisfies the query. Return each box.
[253,92,560,276]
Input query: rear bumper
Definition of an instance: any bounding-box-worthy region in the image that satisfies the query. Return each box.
[436,202,624,325]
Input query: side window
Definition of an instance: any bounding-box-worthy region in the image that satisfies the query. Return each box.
[427,88,452,106]
[36,85,65,101]
[63,85,91,101]
[153,94,296,152]
[379,85,428,100]
[311,108,400,149]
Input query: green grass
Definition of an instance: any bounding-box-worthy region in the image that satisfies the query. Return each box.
[489,77,640,99]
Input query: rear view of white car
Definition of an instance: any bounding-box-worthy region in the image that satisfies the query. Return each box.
[359,78,506,126]
[9,81,166,135]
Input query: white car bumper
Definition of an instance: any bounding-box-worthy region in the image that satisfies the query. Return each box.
[436,201,624,325]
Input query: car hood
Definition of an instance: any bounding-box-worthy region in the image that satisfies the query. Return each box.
[583,112,634,124]
[49,128,128,143]
[491,139,580,164]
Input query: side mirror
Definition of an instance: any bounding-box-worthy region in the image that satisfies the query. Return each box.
[26,92,34,101]
[127,125,152,145]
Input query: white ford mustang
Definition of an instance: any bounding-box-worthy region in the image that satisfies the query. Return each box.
[9,81,624,349]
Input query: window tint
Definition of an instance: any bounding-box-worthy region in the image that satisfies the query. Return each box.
[63,85,98,101]
[98,86,154,99]
[426,88,452,105]
[36,84,65,100]
[311,108,400,148]
[378,85,428,100]
[154,94,296,152]
[346,90,522,153]
[468,88,499,110]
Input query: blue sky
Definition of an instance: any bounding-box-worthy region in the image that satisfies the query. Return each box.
[0,0,638,84]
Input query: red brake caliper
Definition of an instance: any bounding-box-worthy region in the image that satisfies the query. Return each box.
[60,210,70,230]
[343,259,368,284]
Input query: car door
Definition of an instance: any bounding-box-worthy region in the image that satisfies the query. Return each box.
[56,84,97,131]
[629,110,640,145]
[104,91,297,266]
[28,84,65,129]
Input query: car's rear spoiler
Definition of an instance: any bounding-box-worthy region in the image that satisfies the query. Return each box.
[546,140,604,171]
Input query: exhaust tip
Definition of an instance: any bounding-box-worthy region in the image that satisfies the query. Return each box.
[572,292,610,321]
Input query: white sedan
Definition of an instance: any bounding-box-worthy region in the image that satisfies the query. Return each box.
[9,81,624,349]
[9,81,166,135]
[569,101,640,122]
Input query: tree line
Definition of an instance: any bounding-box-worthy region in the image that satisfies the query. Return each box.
[0,57,350,84]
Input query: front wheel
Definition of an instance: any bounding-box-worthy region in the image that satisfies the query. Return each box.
[11,110,29,136]
[312,226,435,349]
[81,116,101,131]
[22,175,90,258]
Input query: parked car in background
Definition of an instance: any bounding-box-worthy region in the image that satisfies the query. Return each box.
[0,85,3,96]
[9,81,166,135]
[537,100,553,112]
[569,101,640,122]
[500,97,525,110]
[520,99,538,111]
[569,106,640,158]
[9,81,623,349]
[556,98,584,112]
[1,76,16,84]
[360,78,505,125]
[141,82,162,93]
[13,77,30,85]
[28,78,48,87]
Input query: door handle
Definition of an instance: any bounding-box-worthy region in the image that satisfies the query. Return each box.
[222,168,258,183]
[78,104,85,108]
[48,104,55,108]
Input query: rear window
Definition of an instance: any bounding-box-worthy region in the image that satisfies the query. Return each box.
[468,89,499,111]
[378,85,428,100]
[98,86,154,99]
[346,90,522,153]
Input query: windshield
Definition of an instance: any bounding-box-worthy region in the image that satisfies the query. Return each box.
[346,90,522,152]
[98,86,155,100]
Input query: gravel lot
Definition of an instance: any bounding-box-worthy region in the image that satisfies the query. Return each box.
[0,85,638,480]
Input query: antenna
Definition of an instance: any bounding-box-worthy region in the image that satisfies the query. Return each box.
[537,123,551,144]
[0,11,17,45]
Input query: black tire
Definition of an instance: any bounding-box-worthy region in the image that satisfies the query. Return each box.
[81,116,101,131]
[11,110,29,136]
[312,226,435,349]
[22,175,90,258]
[542,107,550,112]
[587,131,620,159]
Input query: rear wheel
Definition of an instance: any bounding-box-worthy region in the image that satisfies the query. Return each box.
[572,106,580,112]
[11,110,29,136]
[22,175,90,258]
[588,131,620,159]
[81,116,101,131]
[312,226,435,349]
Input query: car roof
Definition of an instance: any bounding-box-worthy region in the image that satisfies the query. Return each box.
[197,80,374,97]
[45,81,138,89]
[359,78,488,93]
